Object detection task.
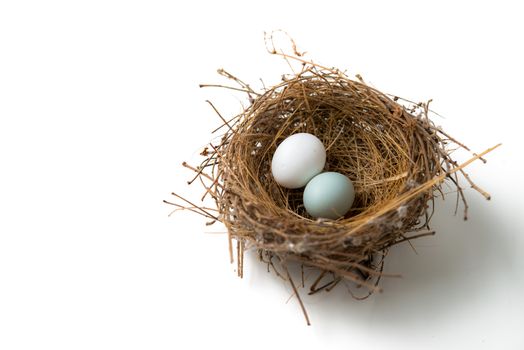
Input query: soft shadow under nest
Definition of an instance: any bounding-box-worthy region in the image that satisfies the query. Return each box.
[166,51,498,324]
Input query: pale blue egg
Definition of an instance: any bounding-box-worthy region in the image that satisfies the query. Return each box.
[303,172,355,220]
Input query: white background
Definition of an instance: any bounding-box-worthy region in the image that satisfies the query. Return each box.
[1,1,523,349]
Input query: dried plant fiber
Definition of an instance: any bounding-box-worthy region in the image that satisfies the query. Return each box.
[165,35,499,324]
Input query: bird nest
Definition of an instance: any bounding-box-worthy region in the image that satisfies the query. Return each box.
[166,39,498,324]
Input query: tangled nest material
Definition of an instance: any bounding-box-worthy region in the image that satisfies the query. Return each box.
[166,36,499,324]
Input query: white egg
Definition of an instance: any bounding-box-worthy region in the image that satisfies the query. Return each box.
[271,133,326,189]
